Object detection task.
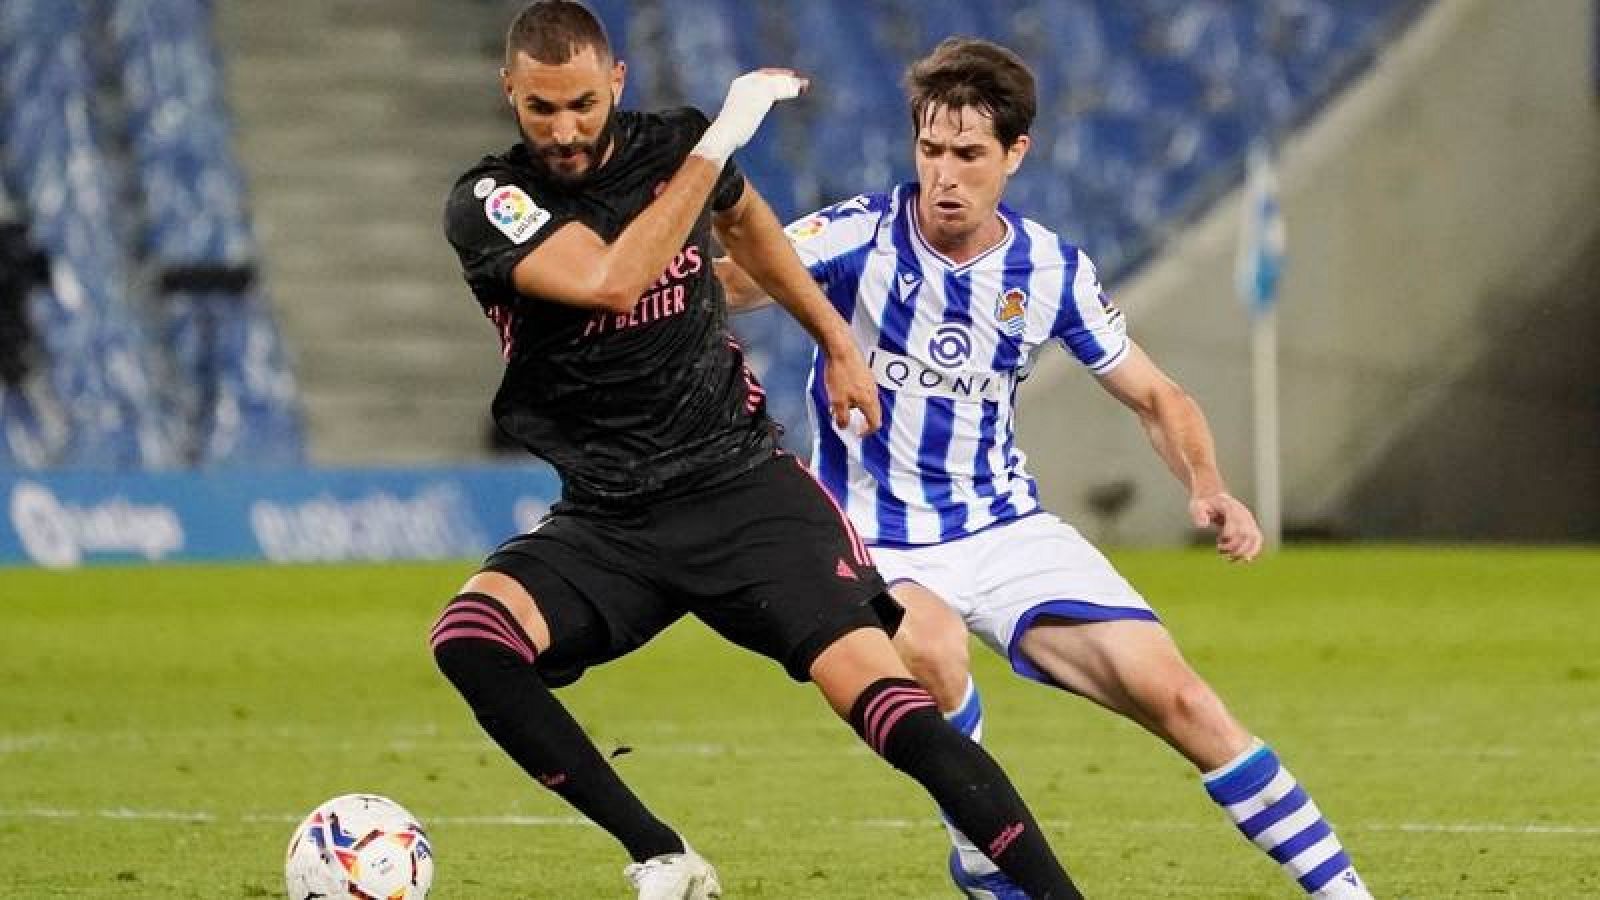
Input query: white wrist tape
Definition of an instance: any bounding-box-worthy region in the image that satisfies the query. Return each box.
[692,71,806,165]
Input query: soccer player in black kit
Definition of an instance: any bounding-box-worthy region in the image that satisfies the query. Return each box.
[433,3,1083,897]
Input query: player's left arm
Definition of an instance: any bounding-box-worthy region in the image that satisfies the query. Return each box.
[713,186,879,433]
[1096,343,1263,561]
[711,254,772,312]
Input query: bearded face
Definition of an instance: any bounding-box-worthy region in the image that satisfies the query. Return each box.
[503,44,624,185]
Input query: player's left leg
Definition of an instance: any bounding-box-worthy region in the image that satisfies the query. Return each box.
[1018,620,1372,898]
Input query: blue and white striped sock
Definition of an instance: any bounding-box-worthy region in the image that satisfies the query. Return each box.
[946,675,984,742]
[941,677,999,875]
[1203,740,1371,897]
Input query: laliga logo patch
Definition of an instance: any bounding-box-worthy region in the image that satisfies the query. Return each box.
[785,214,826,242]
[996,286,1028,337]
[928,323,972,369]
[484,185,550,244]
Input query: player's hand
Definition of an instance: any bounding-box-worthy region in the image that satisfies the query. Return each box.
[694,69,810,164]
[1189,491,1262,562]
[822,342,882,436]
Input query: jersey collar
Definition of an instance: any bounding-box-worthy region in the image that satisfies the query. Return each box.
[903,183,1014,274]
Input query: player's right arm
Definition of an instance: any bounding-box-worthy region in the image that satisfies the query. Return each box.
[714,185,880,432]
[518,70,806,312]
[448,70,807,314]
[511,163,723,313]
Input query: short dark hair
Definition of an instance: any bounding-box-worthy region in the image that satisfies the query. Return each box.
[904,37,1036,149]
[505,0,612,67]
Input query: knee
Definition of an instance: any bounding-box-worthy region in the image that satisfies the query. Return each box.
[1149,673,1227,732]
[894,618,971,711]
[429,592,539,674]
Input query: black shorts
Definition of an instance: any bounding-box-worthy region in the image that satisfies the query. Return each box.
[483,453,899,687]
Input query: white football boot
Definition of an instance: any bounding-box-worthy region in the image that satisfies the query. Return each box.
[623,843,723,899]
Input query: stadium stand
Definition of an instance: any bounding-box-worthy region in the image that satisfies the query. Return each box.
[0,0,303,470]
[598,0,1432,452]
[5,0,1425,469]
[0,177,63,469]
[107,0,303,466]
[532,0,1427,270]
[1,0,171,468]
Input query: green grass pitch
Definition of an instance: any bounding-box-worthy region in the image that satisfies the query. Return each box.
[2,548,1596,898]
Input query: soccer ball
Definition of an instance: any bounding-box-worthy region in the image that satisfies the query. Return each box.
[284,794,434,899]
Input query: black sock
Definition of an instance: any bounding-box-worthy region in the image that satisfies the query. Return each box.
[430,593,682,863]
[850,678,1082,900]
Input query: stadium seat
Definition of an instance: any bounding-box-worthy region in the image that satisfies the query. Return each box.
[1,0,1431,471]
[656,0,797,215]
[0,0,176,468]
[107,0,305,466]
[0,0,305,471]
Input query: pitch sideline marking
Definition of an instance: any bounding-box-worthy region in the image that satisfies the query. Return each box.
[2,808,1597,835]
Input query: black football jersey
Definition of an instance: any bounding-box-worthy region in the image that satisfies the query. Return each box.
[444,107,777,509]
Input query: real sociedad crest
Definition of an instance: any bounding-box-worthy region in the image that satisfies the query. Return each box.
[996,287,1028,337]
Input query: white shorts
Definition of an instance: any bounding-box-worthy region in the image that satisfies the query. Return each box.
[869,512,1157,685]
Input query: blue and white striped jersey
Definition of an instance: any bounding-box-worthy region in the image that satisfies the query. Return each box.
[789,183,1130,547]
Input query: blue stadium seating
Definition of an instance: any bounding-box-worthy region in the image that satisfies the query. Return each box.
[656,0,798,214]
[0,0,178,468]
[0,0,303,470]
[1,0,1428,469]
[106,0,304,466]
[715,0,1428,447]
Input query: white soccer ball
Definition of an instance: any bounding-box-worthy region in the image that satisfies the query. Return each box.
[285,794,434,899]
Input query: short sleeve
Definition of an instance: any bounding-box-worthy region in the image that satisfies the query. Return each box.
[442,170,576,298]
[781,193,888,290]
[1050,248,1130,374]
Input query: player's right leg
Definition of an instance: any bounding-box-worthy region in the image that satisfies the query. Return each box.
[429,537,717,897]
[430,570,682,863]
[888,580,972,712]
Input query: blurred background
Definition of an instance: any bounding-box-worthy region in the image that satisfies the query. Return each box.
[1,0,1597,566]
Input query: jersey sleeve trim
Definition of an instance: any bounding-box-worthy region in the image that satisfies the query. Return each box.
[1050,243,1130,374]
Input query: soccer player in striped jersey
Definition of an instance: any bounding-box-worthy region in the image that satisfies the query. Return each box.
[721,36,1373,900]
